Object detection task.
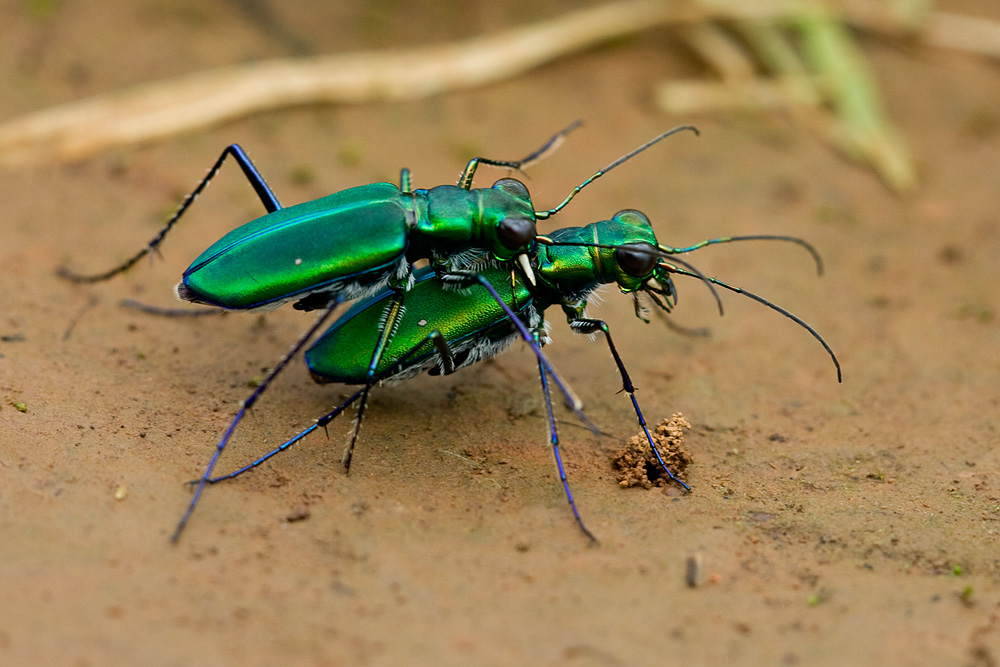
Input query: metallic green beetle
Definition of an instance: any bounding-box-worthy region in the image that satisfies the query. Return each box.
[175,209,841,542]
[61,125,698,312]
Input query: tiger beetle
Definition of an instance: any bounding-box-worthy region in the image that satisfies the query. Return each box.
[173,209,840,543]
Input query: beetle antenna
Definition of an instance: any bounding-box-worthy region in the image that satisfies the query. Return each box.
[667,268,842,382]
[655,255,724,316]
[514,119,584,172]
[459,120,584,188]
[660,235,823,276]
[535,126,699,220]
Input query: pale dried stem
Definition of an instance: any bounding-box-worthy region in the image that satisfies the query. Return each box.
[0,1,688,165]
[927,11,1000,59]
[0,0,998,188]
[665,3,918,192]
[0,0,882,166]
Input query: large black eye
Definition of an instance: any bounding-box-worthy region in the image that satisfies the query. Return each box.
[492,178,531,201]
[498,217,536,251]
[616,243,658,277]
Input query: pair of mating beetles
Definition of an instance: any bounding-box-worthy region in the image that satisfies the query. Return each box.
[62,124,840,543]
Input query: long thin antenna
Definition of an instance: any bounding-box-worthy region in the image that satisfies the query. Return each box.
[668,267,842,382]
[661,235,824,275]
[535,126,699,220]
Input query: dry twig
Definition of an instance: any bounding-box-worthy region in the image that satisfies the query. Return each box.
[0,1,684,165]
[2,0,999,192]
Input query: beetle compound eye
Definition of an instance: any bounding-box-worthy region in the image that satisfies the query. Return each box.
[492,178,531,201]
[498,217,536,251]
[616,243,659,277]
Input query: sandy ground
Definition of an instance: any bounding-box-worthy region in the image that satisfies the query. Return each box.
[2,2,999,665]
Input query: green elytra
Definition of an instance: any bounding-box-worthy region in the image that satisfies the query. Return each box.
[173,209,840,543]
[178,177,538,309]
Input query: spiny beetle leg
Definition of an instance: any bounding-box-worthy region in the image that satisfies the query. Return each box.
[193,328,458,498]
[338,326,457,474]
[456,120,583,190]
[198,389,364,486]
[446,270,594,431]
[60,144,280,283]
[337,287,456,473]
[569,317,690,492]
[342,287,405,473]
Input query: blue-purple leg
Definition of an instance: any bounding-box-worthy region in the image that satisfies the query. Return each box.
[171,299,341,543]
[536,350,598,544]
[446,271,593,431]
[60,144,280,283]
[201,387,365,484]
[178,327,457,538]
[570,318,689,491]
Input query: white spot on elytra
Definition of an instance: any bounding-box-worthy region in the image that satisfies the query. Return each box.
[294,258,303,265]
[418,319,428,327]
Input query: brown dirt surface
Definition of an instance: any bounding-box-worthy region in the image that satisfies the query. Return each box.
[2,2,1000,666]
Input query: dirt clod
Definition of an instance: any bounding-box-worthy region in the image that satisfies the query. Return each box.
[613,413,693,489]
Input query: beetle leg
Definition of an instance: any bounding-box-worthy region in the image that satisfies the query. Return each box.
[336,269,457,473]
[197,328,457,487]
[341,286,407,473]
[446,270,593,430]
[171,298,343,543]
[60,144,281,283]
[534,332,599,544]
[456,120,582,189]
[198,388,365,487]
[568,316,690,492]
[174,317,460,542]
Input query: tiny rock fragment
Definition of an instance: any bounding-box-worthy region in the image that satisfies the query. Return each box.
[686,552,702,588]
[613,413,693,488]
[285,505,311,523]
[114,484,128,500]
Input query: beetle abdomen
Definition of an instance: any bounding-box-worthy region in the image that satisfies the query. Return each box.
[306,267,533,385]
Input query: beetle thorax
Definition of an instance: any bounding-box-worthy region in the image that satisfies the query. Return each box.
[421,185,480,245]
